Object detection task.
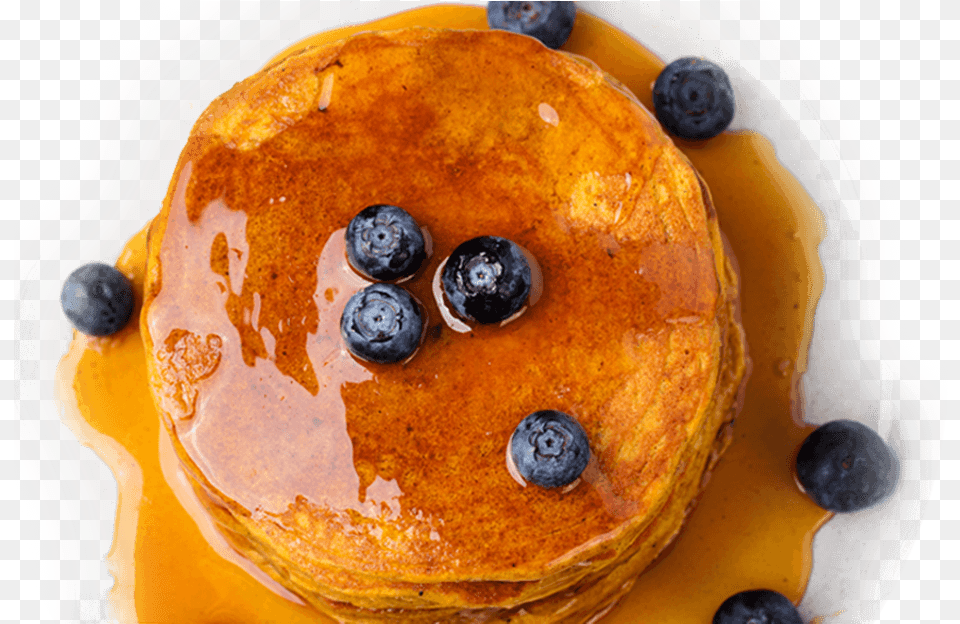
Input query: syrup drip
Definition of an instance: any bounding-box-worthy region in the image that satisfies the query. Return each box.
[56,5,828,623]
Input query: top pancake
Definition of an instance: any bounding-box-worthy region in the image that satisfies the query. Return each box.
[141,28,738,585]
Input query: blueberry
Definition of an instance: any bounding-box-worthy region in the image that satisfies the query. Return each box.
[795,419,899,513]
[652,57,735,141]
[340,283,423,364]
[486,1,577,50]
[511,410,590,488]
[345,204,426,282]
[713,589,803,624]
[441,236,531,324]
[60,262,135,337]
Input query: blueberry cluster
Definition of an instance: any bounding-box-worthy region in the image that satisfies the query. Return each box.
[343,206,538,362]
[342,205,427,364]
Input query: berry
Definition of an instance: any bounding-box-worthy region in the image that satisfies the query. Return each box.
[795,419,899,513]
[60,262,135,336]
[486,1,576,50]
[340,284,423,364]
[713,589,803,624]
[441,236,531,324]
[511,410,590,488]
[652,57,735,141]
[345,204,426,281]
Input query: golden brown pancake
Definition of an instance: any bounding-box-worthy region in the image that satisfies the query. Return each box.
[141,28,746,622]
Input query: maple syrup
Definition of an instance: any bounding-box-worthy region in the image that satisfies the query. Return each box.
[56,5,829,623]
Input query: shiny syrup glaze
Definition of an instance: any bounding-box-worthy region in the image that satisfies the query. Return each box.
[56,5,829,623]
[147,28,735,603]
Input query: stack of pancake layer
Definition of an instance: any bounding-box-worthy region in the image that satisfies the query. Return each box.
[141,29,747,623]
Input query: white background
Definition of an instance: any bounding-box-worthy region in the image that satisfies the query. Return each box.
[5,1,952,622]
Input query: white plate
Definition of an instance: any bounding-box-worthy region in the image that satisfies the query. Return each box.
[23,1,933,622]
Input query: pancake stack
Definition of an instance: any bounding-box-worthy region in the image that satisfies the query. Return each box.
[141,29,747,622]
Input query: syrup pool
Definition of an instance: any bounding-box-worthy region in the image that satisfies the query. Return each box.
[56,5,829,623]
